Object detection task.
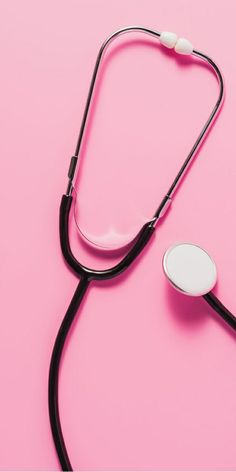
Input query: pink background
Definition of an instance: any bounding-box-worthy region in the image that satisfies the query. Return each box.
[1,0,236,470]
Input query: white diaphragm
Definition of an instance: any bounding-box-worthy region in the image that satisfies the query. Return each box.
[163,243,217,296]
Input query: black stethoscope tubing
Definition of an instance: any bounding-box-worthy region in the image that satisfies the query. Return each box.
[49,26,225,471]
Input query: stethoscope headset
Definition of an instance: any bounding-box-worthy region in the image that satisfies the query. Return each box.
[48,26,236,471]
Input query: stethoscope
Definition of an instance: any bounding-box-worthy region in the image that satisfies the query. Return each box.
[48,26,236,471]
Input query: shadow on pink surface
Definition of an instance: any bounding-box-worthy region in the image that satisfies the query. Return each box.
[165,279,236,340]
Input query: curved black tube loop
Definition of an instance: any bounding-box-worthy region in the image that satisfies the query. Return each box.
[49,25,225,472]
[49,193,155,471]
[60,195,155,281]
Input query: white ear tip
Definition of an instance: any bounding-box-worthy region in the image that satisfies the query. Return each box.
[174,37,193,55]
[160,31,177,49]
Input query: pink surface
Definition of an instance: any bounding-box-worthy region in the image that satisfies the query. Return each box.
[0,1,236,470]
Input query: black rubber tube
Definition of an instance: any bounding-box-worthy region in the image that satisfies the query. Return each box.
[49,194,155,471]
[59,194,155,280]
[203,291,236,331]
[49,277,90,471]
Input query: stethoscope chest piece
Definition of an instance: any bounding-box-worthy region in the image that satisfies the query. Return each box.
[163,243,217,296]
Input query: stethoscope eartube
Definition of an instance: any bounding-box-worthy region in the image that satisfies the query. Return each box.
[49,26,225,472]
[67,26,224,250]
[163,243,236,331]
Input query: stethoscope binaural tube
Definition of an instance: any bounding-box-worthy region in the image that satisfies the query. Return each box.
[163,243,236,331]
[67,26,224,249]
[49,26,225,472]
